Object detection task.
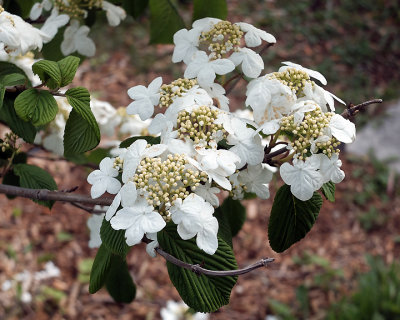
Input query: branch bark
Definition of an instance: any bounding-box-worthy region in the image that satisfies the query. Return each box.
[341,99,383,119]
[0,184,113,206]
[153,244,274,277]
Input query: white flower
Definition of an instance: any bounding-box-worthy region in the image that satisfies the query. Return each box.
[192,17,221,32]
[203,83,229,111]
[194,181,220,207]
[246,77,296,124]
[91,98,119,136]
[61,20,96,57]
[105,181,137,221]
[280,155,323,201]
[290,100,318,125]
[29,0,53,20]
[0,10,46,55]
[318,153,345,184]
[229,47,264,78]
[172,28,200,64]
[216,114,264,168]
[191,146,240,190]
[235,22,276,47]
[238,164,273,199]
[87,157,121,198]
[126,77,162,120]
[184,51,235,87]
[279,61,327,85]
[111,196,166,246]
[328,114,356,144]
[168,86,213,113]
[122,139,167,183]
[257,119,280,135]
[170,194,218,255]
[102,1,126,26]
[161,300,209,320]
[87,212,105,249]
[40,8,69,42]
[299,82,345,112]
[145,232,159,258]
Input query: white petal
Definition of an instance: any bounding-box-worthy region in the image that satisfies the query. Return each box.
[125,224,144,246]
[140,212,166,233]
[110,207,137,230]
[105,177,122,194]
[120,181,137,207]
[105,192,121,221]
[210,58,235,75]
[91,182,107,199]
[329,114,356,143]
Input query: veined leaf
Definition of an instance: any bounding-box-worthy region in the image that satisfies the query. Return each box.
[321,182,335,202]
[268,184,322,253]
[13,164,58,208]
[149,0,185,44]
[14,88,58,126]
[120,136,161,148]
[58,56,80,87]
[158,224,238,313]
[89,244,113,294]
[193,0,227,21]
[32,60,62,89]
[100,219,130,257]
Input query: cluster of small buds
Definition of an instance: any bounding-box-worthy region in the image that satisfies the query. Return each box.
[113,157,123,171]
[268,68,312,97]
[176,106,226,145]
[159,78,197,108]
[54,0,102,18]
[229,180,248,198]
[199,21,243,59]
[0,132,18,152]
[132,154,207,220]
[280,106,340,160]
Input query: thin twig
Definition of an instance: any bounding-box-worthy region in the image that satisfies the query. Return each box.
[0,184,113,206]
[154,245,274,277]
[70,202,107,214]
[341,99,383,119]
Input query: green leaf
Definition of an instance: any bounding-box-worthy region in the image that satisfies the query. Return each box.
[119,135,161,148]
[100,219,130,257]
[122,0,149,18]
[57,56,80,87]
[214,197,246,248]
[89,244,113,294]
[14,88,58,126]
[193,0,227,21]
[0,64,29,110]
[13,164,58,208]
[158,224,238,313]
[64,87,100,156]
[32,60,62,90]
[149,0,185,44]
[0,62,29,80]
[321,182,335,202]
[0,73,27,87]
[268,184,323,253]
[105,255,136,303]
[0,99,36,143]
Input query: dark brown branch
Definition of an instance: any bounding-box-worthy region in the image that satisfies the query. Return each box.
[154,244,274,277]
[341,99,383,119]
[70,202,107,214]
[263,146,288,163]
[0,184,113,206]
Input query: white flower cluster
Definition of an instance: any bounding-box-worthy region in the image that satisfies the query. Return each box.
[0,6,51,57]
[161,300,209,320]
[87,18,356,255]
[28,0,126,57]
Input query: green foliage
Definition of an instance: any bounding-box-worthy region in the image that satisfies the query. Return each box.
[122,0,149,18]
[100,219,130,256]
[120,135,161,148]
[158,223,238,313]
[193,0,227,21]
[89,244,112,294]
[214,197,246,248]
[357,206,387,232]
[268,184,322,253]
[149,0,185,44]
[321,182,335,202]
[57,56,81,87]
[326,256,400,320]
[64,87,100,156]
[13,164,58,208]
[105,255,136,303]
[14,88,58,126]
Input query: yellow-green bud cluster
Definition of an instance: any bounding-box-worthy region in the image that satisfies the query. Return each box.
[176,106,225,145]
[280,105,340,160]
[132,154,207,220]
[113,157,123,171]
[0,6,5,14]
[55,0,102,18]
[200,21,243,59]
[0,132,18,153]
[159,78,197,108]
[268,68,312,97]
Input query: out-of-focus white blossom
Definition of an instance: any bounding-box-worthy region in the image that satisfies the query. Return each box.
[102,1,126,27]
[161,300,209,320]
[61,20,95,57]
